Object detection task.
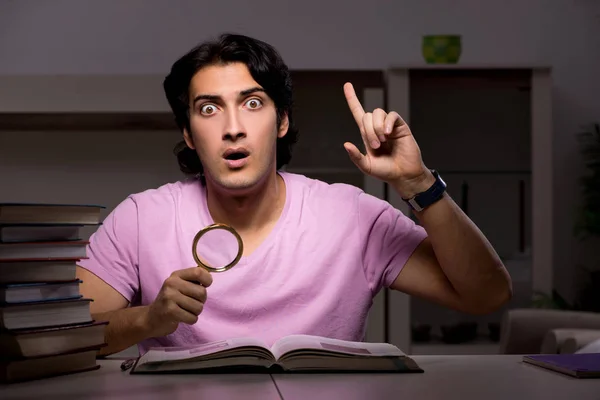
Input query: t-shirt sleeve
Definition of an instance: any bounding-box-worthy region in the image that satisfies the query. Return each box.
[358,192,428,295]
[78,197,140,302]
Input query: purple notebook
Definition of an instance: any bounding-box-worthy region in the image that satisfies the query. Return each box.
[523,353,600,378]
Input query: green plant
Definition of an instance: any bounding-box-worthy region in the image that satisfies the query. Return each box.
[532,290,573,310]
[575,123,600,239]
[573,122,600,312]
[532,269,600,312]
[532,123,600,312]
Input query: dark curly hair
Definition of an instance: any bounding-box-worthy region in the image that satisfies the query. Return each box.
[163,33,299,176]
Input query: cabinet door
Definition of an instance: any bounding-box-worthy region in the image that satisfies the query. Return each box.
[285,70,383,187]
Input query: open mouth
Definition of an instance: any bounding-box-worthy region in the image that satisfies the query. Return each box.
[225,152,248,160]
[223,148,250,161]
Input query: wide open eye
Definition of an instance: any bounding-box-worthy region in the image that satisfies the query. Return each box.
[245,98,263,110]
[200,104,218,115]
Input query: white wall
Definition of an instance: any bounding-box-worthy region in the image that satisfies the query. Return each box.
[1,0,599,300]
[1,0,598,73]
[0,129,184,239]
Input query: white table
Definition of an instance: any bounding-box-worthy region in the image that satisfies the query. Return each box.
[272,355,600,400]
[2,355,599,399]
[0,359,281,400]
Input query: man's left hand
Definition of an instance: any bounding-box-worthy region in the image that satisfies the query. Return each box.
[343,82,435,199]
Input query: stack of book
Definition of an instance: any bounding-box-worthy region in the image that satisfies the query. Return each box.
[0,203,107,383]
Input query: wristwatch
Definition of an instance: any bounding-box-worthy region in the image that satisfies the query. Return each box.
[402,169,447,212]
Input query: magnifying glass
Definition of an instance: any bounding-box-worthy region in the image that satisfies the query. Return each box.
[192,223,244,272]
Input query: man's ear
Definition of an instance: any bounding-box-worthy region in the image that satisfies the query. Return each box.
[183,129,196,149]
[277,113,289,139]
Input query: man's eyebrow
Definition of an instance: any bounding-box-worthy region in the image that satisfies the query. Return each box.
[239,87,265,96]
[192,94,219,105]
[192,87,266,106]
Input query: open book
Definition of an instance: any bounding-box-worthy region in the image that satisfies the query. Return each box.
[130,335,423,374]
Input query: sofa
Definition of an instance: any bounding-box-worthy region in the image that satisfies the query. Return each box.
[499,308,600,354]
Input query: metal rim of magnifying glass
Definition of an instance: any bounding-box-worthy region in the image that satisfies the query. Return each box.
[192,223,244,273]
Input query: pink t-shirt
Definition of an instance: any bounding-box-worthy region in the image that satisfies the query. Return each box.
[79,172,427,354]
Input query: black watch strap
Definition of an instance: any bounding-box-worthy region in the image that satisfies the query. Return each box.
[402,170,447,212]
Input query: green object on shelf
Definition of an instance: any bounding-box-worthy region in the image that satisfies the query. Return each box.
[422,35,462,64]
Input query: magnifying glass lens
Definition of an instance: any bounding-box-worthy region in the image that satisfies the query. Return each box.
[193,224,243,273]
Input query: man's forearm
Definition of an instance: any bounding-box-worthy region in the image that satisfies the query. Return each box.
[415,192,512,312]
[395,171,512,313]
[93,306,153,357]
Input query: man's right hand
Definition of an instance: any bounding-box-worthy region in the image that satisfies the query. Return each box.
[144,267,213,337]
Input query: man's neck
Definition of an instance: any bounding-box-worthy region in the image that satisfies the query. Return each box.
[204,171,286,234]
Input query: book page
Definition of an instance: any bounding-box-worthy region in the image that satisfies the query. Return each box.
[137,337,269,365]
[271,335,406,361]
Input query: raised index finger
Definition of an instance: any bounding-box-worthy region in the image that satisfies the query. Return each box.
[343,82,365,130]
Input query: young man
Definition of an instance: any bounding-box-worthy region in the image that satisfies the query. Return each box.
[77,33,512,356]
